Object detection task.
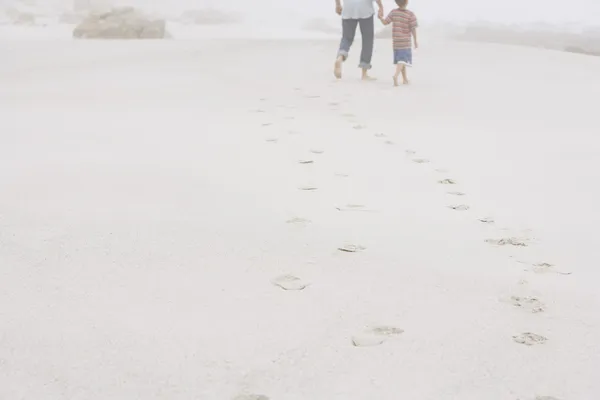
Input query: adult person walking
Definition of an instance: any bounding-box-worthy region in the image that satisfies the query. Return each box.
[334,0,384,80]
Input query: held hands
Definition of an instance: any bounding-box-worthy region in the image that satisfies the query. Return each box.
[377,7,384,19]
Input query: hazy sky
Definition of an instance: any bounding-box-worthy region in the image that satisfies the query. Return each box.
[126,0,600,25]
[5,0,600,26]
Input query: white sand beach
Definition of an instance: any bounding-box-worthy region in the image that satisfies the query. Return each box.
[1,23,600,400]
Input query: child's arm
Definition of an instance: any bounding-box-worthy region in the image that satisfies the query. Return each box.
[410,13,419,48]
[412,28,418,48]
[379,11,392,25]
[379,16,391,25]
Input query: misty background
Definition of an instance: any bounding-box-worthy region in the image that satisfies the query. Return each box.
[2,0,599,27]
[1,0,599,54]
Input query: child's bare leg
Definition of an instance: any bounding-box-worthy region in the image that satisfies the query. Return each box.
[393,64,402,86]
[401,65,409,84]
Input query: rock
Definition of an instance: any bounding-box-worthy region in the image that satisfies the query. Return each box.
[73,7,169,39]
[5,8,36,25]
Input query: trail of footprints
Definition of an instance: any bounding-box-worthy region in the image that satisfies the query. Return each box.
[239,90,565,400]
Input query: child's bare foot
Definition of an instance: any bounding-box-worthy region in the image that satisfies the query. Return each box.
[362,75,377,81]
[403,79,410,85]
[334,57,343,79]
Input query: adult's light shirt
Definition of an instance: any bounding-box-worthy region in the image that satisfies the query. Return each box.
[341,0,375,19]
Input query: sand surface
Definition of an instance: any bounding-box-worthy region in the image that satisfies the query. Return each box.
[1,35,600,399]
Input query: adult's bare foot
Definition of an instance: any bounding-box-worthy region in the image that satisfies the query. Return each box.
[334,57,343,79]
[361,68,375,81]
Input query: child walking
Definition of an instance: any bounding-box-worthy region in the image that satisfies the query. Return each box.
[379,0,418,86]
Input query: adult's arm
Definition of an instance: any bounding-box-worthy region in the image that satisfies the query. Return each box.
[374,0,384,17]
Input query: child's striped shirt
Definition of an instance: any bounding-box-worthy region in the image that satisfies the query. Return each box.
[384,9,418,50]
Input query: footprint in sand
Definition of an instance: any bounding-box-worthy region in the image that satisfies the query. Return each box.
[338,244,366,253]
[310,149,324,155]
[438,178,457,185]
[513,332,548,346]
[502,295,545,313]
[336,204,376,212]
[272,275,310,291]
[298,186,318,191]
[412,158,430,164]
[447,191,466,196]
[233,395,270,400]
[352,326,404,347]
[479,217,495,224]
[448,204,470,211]
[528,262,572,275]
[286,217,311,226]
[486,237,528,247]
